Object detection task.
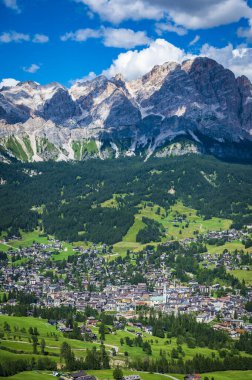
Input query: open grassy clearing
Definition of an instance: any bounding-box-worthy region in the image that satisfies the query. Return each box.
[0,348,58,364]
[0,370,177,380]
[200,371,252,380]
[0,316,252,379]
[0,315,97,358]
[5,230,50,249]
[0,316,226,365]
[113,201,232,255]
[0,371,55,380]
[2,230,103,261]
[101,194,128,208]
[206,240,252,255]
[89,369,182,380]
[0,315,60,336]
[0,201,237,259]
[228,269,252,286]
[90,326,220,361]
[0,369,251,380]
[0,242,13,252]
[89,370,252,380]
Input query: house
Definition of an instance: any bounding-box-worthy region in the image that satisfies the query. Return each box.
[70,371,96,380]
[71,370,87,379]
[184,375,201,380]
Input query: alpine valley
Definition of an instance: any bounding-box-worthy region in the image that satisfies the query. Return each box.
[1,55,252,380]
[1,56,252,163]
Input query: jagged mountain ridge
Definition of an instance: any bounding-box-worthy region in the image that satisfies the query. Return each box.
[0,56,252,162]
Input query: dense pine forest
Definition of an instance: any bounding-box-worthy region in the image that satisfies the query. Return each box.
[0,155,252,244]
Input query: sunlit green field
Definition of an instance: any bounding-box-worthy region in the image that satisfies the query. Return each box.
[88,370,252,380]
[228,269,252,286]
[0,316,252,380]
[0,315,224,365]
[0,371,55,380]
[0,201,242,259]
[90,326,219,361]
[206,240,252,255]
[0,315,96,360]
[200,371,252,379]
[0,369,251,380]
[113,201,232,255]
[89,369,182,379]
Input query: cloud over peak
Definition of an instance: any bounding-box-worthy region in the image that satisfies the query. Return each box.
[101,38,252,82]
[0,78,19,89]
[103,38,189,80]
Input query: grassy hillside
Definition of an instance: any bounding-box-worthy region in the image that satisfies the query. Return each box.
[113,201,232,255]
[0,156,251,245]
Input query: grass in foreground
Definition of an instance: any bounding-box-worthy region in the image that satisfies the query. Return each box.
[0,369,252,380]
[0,371,54,380]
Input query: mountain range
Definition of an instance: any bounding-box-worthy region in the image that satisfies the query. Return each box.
[0,56,252,162]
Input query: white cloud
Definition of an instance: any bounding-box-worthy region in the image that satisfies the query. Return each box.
[101,38,252,81]
[0,31,30,43]
[102,28,151,48]
[0,31,49,43]
[103,38,190,80]
[237,19,252,42]
[0,78,19,89]
[61,28,101,42]
[23,64,40,74]
[75,0,252,30]
[200,43,252,80]
[74,0,163,24]
[189,35,200,46]
[69,71,97,86]
[61,27,151,49]
[153,0,252,29]
[3,0,20,13]
[82,71,97,81]
[155,22,187,36]
[32,34,49,43]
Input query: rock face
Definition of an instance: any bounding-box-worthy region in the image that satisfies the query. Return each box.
[42,88,80,122]
[0,57,252,162]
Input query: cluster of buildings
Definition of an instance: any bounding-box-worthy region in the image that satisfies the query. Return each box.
[0,233,251,339]
[201,250,251,271]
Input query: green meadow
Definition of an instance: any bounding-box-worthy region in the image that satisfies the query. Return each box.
[1,370,252,380]
[206,241,252,255]
[0,371,55,380]
[113,201,232,255]
[228,269,252,286]
[0,315,227,365]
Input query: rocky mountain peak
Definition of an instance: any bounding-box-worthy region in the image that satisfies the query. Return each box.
[142,61,179,83]
[182,56,220,73]
[0,56,252,162]
[16,80,39,89]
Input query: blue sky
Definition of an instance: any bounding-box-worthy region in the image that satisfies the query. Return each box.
[1,0,252,86]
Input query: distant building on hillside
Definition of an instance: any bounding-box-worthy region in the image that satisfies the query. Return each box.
[184,375,201,380]
[70,370,96,380]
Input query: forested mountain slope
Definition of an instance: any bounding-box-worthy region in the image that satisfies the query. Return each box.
[0,155,251,244]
